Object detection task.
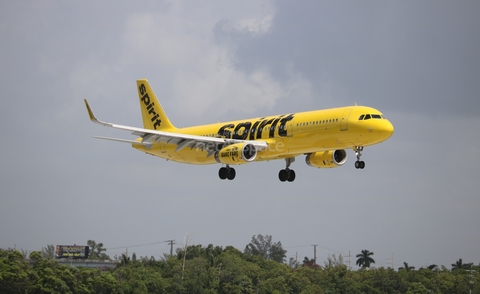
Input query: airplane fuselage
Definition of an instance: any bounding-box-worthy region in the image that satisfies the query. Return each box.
[133,106,393,165]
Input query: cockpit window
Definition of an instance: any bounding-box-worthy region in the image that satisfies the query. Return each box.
[359,113,384,120]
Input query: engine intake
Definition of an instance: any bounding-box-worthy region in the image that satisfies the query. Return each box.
[215,143,257,165]
[305,150,347,168]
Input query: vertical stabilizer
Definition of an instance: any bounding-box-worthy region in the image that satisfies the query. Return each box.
[136,79,176,131]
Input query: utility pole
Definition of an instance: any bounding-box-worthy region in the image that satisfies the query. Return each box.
[166,240,175,256]
[347,251,351,269]
[466,270,476,294]
[392,253,394,269]
[312,245,318,264]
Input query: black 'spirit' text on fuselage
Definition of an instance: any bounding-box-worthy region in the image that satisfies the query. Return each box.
[217,114,294,140]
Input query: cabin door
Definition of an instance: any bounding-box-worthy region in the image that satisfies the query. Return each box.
[340,109,351,131]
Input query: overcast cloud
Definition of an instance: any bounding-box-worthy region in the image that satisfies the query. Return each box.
[1,0,479,269]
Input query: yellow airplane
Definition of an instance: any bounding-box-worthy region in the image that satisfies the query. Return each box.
[85,79,394,182]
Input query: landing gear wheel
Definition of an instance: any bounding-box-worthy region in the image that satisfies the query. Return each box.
[227,168,236,180]
[219,166,236,180]
[287,169,296,182]
[278,158,296,182]
[219,167,228,180]
[279,168,296,182]
[355,161,365,169]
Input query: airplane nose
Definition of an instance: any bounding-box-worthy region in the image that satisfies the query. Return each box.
[382,120,394,139]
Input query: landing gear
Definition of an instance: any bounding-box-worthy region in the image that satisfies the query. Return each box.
[354,146,365,169]
[219,165,236,180]
[355,161,365,169]
[279,158,296,182]
[279,169,296,182]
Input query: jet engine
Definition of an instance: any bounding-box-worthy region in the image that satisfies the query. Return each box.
[215,143,257,165]
[305,150,347,168]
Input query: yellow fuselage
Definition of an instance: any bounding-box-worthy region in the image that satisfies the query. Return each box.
[133,106,394,165]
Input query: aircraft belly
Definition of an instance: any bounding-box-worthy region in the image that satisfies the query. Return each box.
[285,135,344,153]
[134,143,217,165]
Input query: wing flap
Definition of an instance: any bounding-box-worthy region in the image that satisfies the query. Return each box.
[93,136,151,146]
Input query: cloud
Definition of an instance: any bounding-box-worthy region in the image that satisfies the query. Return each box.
[120,0,310,122]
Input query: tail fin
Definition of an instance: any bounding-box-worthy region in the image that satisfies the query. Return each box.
[136,79,176,131]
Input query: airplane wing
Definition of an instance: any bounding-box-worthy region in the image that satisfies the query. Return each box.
[84,99,268,156]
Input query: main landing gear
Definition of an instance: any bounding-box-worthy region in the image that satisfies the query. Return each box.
[219,165,236,180]
[354,146,365,169]
[278,158,296,182]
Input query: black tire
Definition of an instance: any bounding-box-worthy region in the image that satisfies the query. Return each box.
[219,167,228,180]
[287,170,296,182]
[278,169,288,182]
[360,161,365,169]
[227,168,236,180]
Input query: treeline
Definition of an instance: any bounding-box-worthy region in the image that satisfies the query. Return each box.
[1,245,479,293]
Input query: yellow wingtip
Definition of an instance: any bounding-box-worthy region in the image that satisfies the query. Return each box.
[84,99,96,121]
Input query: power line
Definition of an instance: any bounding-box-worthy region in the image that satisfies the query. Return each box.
[106,240,170,250]
[285,244,346,255]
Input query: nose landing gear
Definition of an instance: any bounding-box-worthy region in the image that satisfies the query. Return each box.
[354,146,365,169]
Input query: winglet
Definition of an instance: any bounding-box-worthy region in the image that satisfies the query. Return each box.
[84,99,112,127]
[84,99,97,122]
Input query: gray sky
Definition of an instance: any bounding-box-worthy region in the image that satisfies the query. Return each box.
[1,0,479,269]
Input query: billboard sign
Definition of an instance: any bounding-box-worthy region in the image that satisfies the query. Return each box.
[55,245,89,259]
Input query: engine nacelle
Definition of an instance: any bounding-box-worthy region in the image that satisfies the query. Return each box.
[215,143,257,165]
[305,150,347,168]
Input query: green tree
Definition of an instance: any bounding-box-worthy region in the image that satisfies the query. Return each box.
[41,244,55,259]
[119,253,131,266]
[324,253,345,268]
[426,264,438,271]
[87,240,110,260]
[29,251,77,293]
[302,257,320,269]
[0,249,32,292]
[399,262,415,271]
[451,258,473,271]
[355,249,375,269]
[244,234,287,263]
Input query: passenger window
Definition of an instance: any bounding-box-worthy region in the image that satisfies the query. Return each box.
[364,114,371,120]
[359,115,365,120]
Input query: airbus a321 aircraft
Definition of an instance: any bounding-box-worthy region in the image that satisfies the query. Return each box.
[85,79,394,182]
